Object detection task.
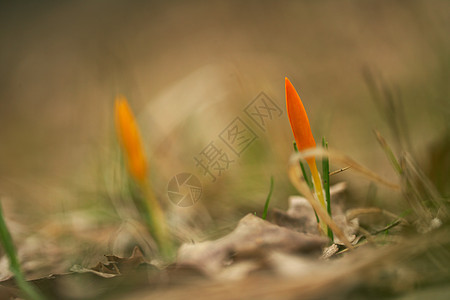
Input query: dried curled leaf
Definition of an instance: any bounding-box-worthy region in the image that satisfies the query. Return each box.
[177,214,328,277]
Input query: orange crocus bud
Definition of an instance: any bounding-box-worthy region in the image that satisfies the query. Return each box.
[115,95,148,183]
[285,77,316,155]
[285,77,327,235]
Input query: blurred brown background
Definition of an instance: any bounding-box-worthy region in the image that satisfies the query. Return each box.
[0,0,448,228]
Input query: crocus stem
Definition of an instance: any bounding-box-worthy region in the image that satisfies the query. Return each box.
[308,160,326,208]
[294,142,319,223]
[139,180,173,258]
[307,159,328,235]
[293,142,313,189]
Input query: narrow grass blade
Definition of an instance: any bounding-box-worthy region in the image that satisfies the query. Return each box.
[322,137,333,242]
[0,203,45,300]
[262,176,274,220]
[374,130,402,174]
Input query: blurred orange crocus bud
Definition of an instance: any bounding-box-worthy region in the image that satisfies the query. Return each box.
[115,95,148,183]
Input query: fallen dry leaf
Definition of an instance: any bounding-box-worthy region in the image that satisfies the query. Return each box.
[177,213,328,277]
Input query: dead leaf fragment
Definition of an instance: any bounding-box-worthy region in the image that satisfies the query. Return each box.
[71,246,156,278]
[177,214,328,277]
